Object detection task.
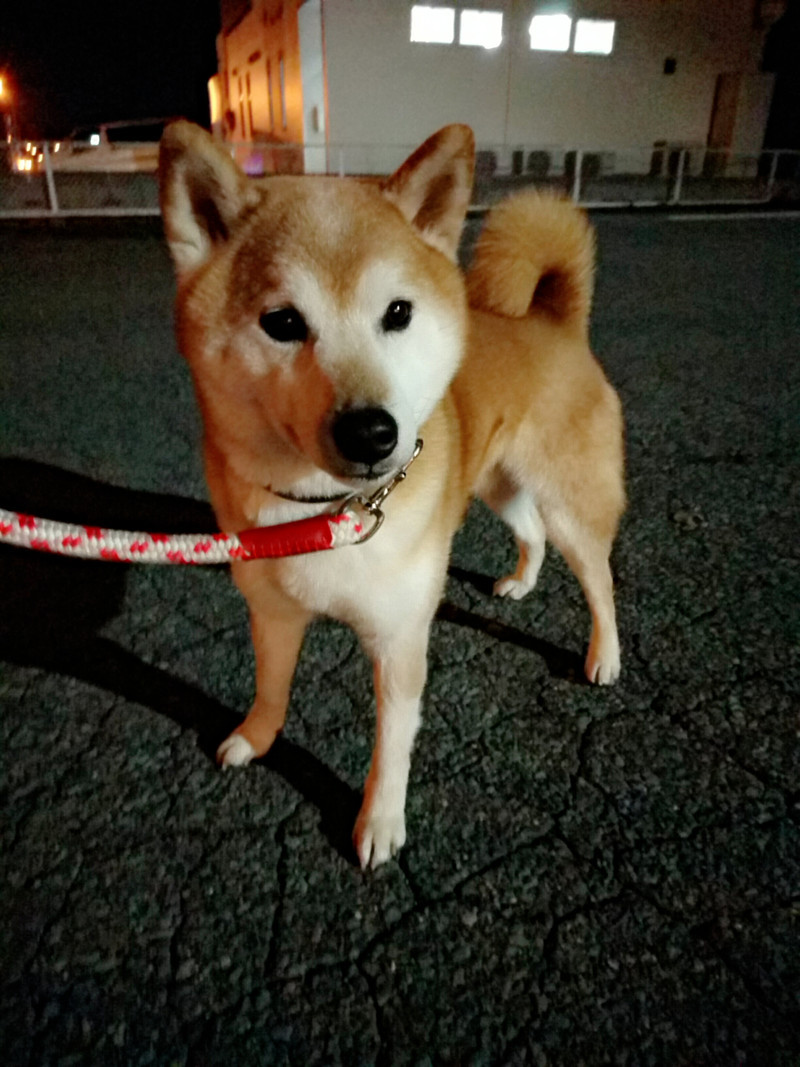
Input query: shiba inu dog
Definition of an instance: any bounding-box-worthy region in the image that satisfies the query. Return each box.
[159,122,624,869]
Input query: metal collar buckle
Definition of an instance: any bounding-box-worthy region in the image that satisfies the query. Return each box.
[340,439,423,545]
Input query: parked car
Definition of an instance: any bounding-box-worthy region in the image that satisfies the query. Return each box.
[49,118,174,172]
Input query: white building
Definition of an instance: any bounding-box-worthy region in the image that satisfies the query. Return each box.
[209,0,782,175]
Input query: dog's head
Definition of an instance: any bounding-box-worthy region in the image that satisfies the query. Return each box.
[159,122,474,494]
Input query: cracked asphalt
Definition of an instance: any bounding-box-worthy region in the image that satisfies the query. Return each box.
[1,211,799,1066]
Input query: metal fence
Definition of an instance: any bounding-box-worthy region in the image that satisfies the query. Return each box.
[1,140,161,218]
[2,138,799,219]
[471,143,800,209]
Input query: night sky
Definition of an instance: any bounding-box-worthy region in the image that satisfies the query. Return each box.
[1,0,221,138]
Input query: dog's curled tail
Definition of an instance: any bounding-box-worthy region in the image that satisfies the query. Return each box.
[466,191,595,334]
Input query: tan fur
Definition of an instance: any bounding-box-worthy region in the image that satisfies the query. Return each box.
[159,123,624,869]
[467,191,596,328]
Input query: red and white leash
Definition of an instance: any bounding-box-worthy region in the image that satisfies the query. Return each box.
[0,441,422,564]
[0,503,369,563]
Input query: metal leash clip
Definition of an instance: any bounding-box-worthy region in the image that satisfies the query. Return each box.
[339,439,424,545]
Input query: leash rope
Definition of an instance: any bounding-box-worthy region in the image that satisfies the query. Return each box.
[0,440,423,564]
[0,505,367,563]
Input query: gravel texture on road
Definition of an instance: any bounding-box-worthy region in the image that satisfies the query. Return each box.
[1,213,798,1065]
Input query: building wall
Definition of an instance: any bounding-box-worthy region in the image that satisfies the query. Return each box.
[298,0,328,171]
[213,0,774,174]
[323,0,511,150]
[218,0,305,144]
[321,0,770,154]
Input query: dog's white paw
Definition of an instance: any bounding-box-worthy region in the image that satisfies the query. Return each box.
[217,733,257,768]
[493,575,534,600]
[353,807,407,870]
[585,640,621,686]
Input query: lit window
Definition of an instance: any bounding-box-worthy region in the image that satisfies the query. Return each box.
[529,13,572,52]
[279,56,287,129]
[574,18,615,55]
[410,5,456,44]
[267,59,274,131]
[459,9,503,49]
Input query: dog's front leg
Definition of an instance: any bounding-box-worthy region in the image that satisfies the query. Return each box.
[354,628,429,870]
[217,592,311,767]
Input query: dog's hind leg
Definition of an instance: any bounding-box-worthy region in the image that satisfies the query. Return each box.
[541,506,620,685]
[480,471,546,600]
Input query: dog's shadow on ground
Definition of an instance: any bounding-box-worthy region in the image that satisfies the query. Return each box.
[441,565,585,682]
[0,457,363,863]
[0,458,581,865]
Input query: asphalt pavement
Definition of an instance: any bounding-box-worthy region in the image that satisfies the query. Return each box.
[1,211,798,1066]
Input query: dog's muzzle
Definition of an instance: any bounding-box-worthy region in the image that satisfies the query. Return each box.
[331,407,399,467]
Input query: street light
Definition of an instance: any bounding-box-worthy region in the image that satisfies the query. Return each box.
[0,71,17,142]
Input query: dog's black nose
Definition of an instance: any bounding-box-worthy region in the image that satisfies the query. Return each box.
[332,407,398,466]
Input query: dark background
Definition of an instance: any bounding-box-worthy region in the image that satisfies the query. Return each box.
[1,0,220,138]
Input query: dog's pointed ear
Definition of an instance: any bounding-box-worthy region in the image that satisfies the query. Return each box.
[381,124,475,260]
[159,121,259,276]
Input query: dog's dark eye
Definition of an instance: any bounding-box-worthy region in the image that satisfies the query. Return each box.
[259,306,308,344]
[381,300,412,333]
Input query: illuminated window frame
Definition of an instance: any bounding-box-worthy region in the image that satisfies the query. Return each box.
[574,18,616,55]
[459,9,503,49]
[245,71,254,139]
[266,58,274,132]
[410,6,504,49]
[279,55,287,130]
[410,4,456,44]
[528,12,617,56]
[528,12,572,52]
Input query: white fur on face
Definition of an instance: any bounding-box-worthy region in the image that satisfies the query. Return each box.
[235,322,275,377]
[278,258,463,468]
[354,258,464,426]
[218,243,464,486]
